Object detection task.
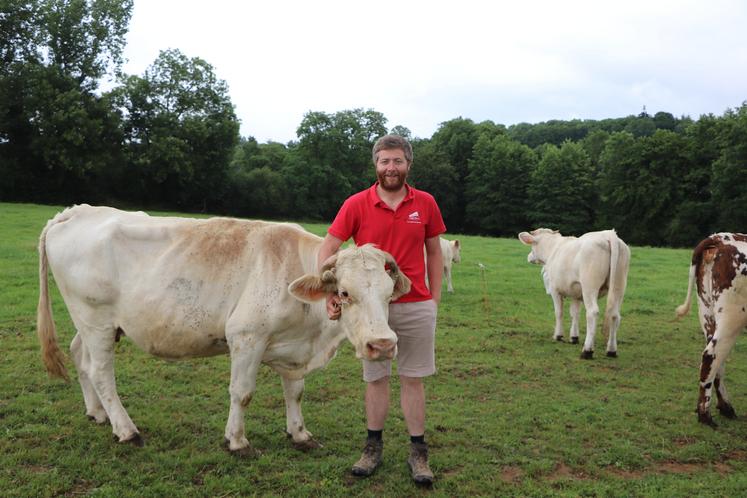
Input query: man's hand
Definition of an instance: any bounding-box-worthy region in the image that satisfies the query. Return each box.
[326,293,342,320]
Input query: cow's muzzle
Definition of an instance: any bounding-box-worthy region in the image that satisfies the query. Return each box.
[366,338,397,360]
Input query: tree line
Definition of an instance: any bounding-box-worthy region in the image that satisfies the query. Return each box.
[2,1,746,247]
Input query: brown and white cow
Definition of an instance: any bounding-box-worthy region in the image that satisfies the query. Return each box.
[518,229,630,358]
[675,233,747,426]
[441,237,461,293]
[37,205,409,453]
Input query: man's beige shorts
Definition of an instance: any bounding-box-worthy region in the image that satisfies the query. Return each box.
[363,299,438,382]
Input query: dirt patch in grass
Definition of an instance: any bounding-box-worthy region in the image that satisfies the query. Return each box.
[545,462,589,481]
[500,466,523,483]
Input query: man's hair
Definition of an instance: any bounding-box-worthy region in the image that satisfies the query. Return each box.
[372,134,413,165]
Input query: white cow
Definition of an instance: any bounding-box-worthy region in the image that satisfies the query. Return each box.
[518,229,630,358]
[675,233,747,427]
[441,237,461,293]
[37,205,410,454]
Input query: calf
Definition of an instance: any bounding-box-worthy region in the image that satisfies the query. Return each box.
[675,232,747,426]
[518,229,630,358]
[441,237,461,293]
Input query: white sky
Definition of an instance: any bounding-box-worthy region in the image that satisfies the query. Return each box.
[121,0,747,144]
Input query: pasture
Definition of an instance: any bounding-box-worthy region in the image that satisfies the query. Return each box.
[2,202,747,497]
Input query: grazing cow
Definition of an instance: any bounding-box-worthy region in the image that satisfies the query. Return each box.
[441,237,461,293]
[518,229,630,358]
[675,233,747,426]
[37,205,410,453]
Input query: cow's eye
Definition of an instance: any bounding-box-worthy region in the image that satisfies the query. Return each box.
[340,291,349,298]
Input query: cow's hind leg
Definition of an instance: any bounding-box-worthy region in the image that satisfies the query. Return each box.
[70,333,107,424]
[83,328,141,445]
[604,302,622,358]
[580,289,600,359]
[715,364,736,419]
[569,299,581,344]
[697,326,739,427]
[551,292,564,341]
[224,335,266,456]
[281,377,322,451]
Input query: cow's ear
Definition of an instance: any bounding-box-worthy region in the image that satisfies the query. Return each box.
[391,271,411,301]
[288,275,337,303]
[454,240,460,248]
[518,232,534,245]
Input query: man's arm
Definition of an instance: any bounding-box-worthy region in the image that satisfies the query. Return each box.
[424,236,443,304]
[318,233,345,319]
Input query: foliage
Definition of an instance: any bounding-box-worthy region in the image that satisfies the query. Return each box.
[115,48,239,210]
[465,134,537,235]
[4,203,747,497]
[528,141,596,235]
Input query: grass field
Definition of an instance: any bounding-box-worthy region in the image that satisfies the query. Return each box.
[2,202,747,497]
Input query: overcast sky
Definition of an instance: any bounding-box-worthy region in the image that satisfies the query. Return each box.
[121,0,747,144]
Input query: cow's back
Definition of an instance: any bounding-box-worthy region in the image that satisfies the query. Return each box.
[545,230,620,298]
[44,205,321,359]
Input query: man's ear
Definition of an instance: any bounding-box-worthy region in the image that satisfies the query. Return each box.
[288,275,337,303]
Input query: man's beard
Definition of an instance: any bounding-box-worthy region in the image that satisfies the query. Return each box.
[377,171,407,192]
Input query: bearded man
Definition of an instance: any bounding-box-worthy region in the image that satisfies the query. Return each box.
[316,134,446,485]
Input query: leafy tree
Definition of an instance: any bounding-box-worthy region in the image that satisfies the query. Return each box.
[409,139,460,231]
[116,49,239,210]
[528,141,595,235]
[294,108,387,219]
[389,125,412,139]
[598,130,688,245]
[464,134,537,235]
[0,0,132,202]
[711,103,747,231]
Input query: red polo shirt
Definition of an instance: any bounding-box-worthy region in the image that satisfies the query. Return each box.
[328,183,446,303]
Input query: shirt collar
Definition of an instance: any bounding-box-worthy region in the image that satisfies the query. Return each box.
[370,182,414,207]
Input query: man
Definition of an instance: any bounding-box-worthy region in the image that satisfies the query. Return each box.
[317,134,445,485]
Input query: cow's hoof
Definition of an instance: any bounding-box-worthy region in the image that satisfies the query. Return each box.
[606,351,617,358]
[580,350,594,360]
[120,432,144,447]
[292,438,323,451]
[223,438,259,458]
[571,337,579,344]
[718,404,737,419]
[87,413,109,425]
[554,336,564,342]
[697,411,717,428]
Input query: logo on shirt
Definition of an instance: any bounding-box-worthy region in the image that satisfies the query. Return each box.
[407,211,421,224]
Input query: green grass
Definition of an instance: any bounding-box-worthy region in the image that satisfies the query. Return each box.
[2,202,747,497]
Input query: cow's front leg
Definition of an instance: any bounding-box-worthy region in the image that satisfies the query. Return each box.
[698,331,738,426]
[550,292,564,341]
[224,334,266,456]
[444,265,454,293]
[282,376,322,451]
[569,299,581,344]
[580,291,600,359]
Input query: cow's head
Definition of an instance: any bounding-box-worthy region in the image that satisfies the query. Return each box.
[288,244,410,361]
[451,240,461,263]
[518,228,561,265]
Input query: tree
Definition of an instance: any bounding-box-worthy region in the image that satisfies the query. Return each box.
[528,141,595,235]
[711,103,747,231]
[0,0,133,203]
[116,49,239,210]
[409,140,460,231]
[294,108,387,219]
[464,134,537,235]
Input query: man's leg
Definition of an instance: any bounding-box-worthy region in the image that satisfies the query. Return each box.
[400,375,425,436]
[352,370,390,477]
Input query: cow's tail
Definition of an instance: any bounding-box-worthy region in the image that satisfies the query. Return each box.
[675,264,697,319]
[603,231,629,335]
[37,212,70,381]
